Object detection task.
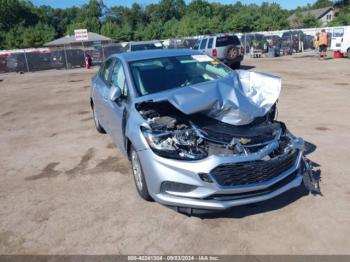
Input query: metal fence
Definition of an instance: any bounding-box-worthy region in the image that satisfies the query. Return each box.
[0,43,126,74]
[0,25,348,74]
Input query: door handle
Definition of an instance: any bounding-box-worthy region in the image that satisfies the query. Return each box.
[103,95,108,101]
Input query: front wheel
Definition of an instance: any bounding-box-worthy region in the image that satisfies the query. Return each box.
[92,103,106,134]
[130,146,153,201]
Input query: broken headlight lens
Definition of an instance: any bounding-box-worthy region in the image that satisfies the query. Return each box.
[141,127,208,160]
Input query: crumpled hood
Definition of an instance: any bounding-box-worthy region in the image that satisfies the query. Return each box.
[167,70,281,126]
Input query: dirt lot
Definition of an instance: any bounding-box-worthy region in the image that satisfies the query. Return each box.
[0,53,350,255]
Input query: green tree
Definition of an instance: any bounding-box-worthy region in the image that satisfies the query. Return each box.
[161,18,179,38]
[329,9,350,25]
[0,0,38,31]
[68,0,104,34]
[22,22,56,48]
[224,12,256,33]
[100,21,119,39]
[66,17,101,34]
[186,0,213,17]
[302,13,321,27]
[154,0,185,22]
[312,0,334,8]
[3,24,26,49]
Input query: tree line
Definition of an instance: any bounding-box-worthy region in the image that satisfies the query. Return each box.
[0,0,349,49]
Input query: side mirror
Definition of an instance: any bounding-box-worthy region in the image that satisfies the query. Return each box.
[109,85,122,101]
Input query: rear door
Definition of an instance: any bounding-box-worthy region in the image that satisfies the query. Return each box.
[331,28,344,51]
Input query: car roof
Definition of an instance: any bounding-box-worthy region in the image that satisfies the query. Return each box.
[113,49,202,62]
[128,40,162,45]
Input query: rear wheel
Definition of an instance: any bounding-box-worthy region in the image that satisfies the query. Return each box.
[130,146,152,201]
[92,103,106,134]
[225,46,239,61]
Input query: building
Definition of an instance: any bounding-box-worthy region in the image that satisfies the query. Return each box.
[288,6,337,27]
[44,32,112,48]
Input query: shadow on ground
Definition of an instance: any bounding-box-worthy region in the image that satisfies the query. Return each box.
[239,65,255,70]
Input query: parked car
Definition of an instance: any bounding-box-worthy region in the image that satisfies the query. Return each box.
[244,33,268,55]
[193,34,244,69]
[165,38,198,49]
[303,34,315,50]
[281,30,305,53]
[51,49,85,69]
[263,35,281,57]
[125,40,164,52]
[90,49,309,215]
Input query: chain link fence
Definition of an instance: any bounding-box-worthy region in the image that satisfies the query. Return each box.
[0,26,348,75]
[0,42,126,74]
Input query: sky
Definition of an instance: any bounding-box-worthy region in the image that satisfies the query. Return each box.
[31,0,317,10]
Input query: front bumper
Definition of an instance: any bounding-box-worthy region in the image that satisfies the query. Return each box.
[137,137,305,211]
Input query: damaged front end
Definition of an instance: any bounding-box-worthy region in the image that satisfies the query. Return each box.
[133,70,315,211]
[137,100,303,165]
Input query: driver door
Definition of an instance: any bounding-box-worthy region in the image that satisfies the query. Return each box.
[105,59,129,151]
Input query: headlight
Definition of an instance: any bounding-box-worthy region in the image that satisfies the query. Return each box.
[141,127,208,160]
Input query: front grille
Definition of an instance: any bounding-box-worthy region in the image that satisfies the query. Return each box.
[202,128,276,144]
[205,171,298,201]
[211,150,299,186]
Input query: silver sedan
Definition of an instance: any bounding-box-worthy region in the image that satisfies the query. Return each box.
[90,49,307,215]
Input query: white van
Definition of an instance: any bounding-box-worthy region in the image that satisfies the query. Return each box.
[340,27,350,56]
[330,28,345,51]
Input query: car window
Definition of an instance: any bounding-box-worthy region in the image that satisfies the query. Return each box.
[216,36,241,47]
[333,28,344,37]
[200,39,208,49]
[193,40,200,49]
[208,38,213,49]
[100,58,114,85]
[111,61,127,97]
[129,55,231,96]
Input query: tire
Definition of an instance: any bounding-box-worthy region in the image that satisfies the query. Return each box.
[224,45,239,62]
[130,146,153,201]
[92,103,106,134]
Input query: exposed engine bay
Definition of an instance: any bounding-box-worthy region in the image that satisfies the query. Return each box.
[137,100,294,161]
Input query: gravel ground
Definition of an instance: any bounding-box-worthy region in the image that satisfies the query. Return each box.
[0,53,349,254]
